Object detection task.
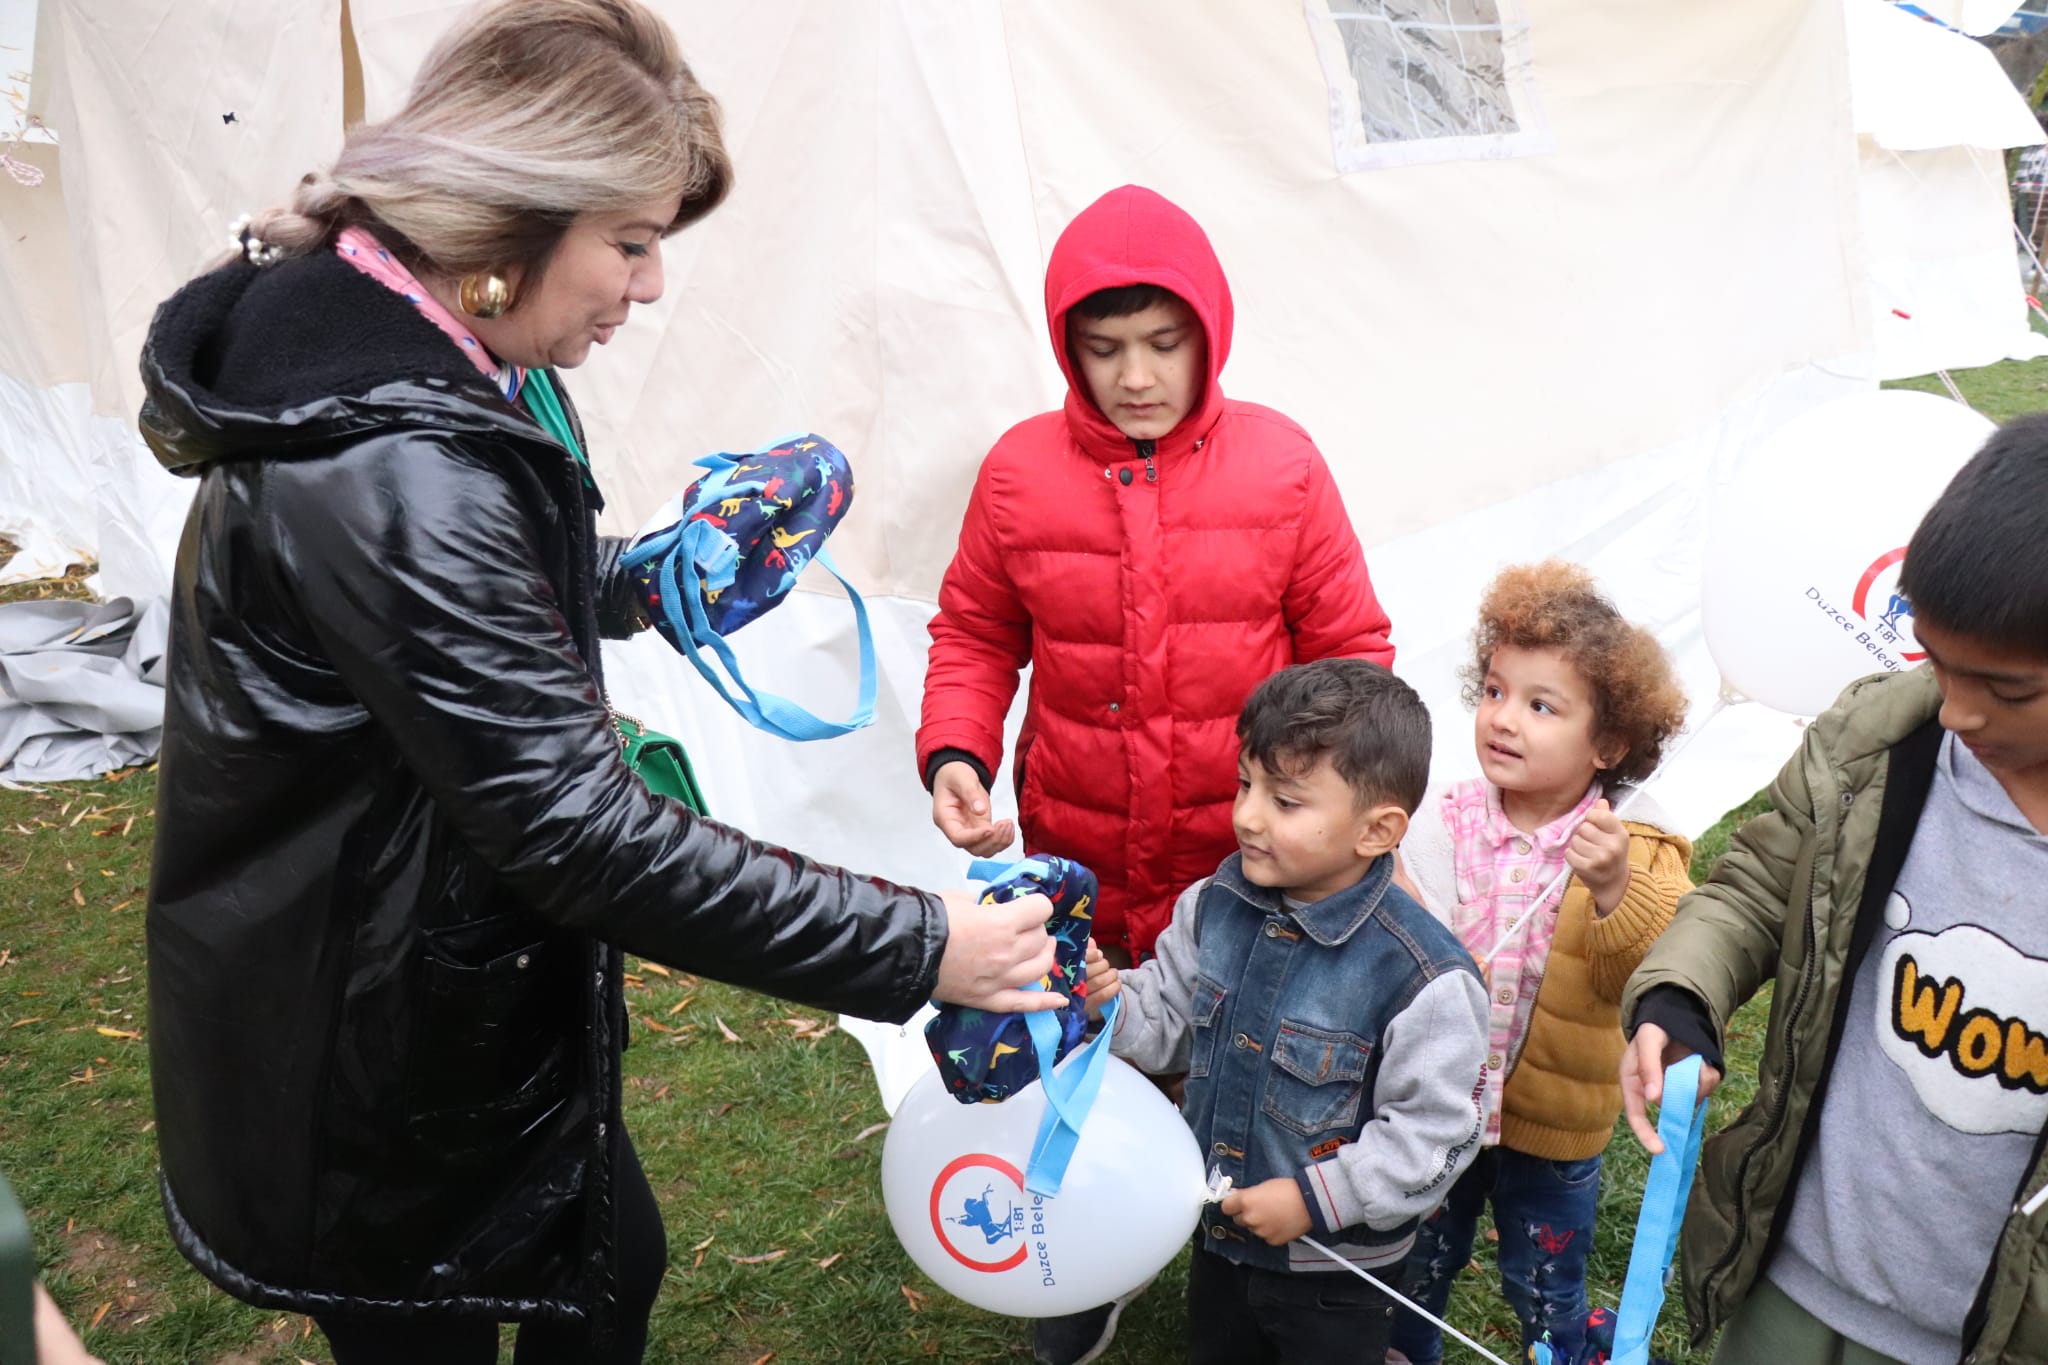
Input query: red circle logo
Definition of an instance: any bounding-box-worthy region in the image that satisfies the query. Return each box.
[928,1153,1030,1273]
[1852,547,1925,663]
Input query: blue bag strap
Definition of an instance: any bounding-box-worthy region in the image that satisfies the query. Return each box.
[649,530,876,743]
[965,856,1111,1197]
[1022,994,1118,1198]
[1610,1055,1709,1365]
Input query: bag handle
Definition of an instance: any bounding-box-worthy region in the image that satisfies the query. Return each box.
[1609,1055,1709,1365]
[964,856,1112,1198]
[621,455,876,743]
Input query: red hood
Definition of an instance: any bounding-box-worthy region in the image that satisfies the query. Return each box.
[1044,185,1233,461]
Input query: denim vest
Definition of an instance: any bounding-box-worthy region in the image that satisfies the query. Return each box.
[1185,852,1479,1273]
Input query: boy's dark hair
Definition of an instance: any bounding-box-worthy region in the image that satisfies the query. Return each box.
[1237,660,1432,814]
[1070,283,1181,320]
[1899,413,2048,653]
[1459,561,1687,786]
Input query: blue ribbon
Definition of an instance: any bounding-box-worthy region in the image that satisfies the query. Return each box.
[1610,1055,1709,1365]
[621,454,875,743]
[965,857,1115,1198]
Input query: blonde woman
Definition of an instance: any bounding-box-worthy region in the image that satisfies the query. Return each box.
[137,3,1059,1361]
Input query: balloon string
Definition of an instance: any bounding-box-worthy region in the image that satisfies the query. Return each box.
[1201,1170,1516,1365]
[1477,692,1733,964]
[1297,1236,1518,1365]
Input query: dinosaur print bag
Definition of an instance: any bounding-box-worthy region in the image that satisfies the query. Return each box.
[925,856,1097,1104]
[621,434,875,742]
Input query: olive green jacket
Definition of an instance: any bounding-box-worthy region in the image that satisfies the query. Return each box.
[1625,666,2048,1362]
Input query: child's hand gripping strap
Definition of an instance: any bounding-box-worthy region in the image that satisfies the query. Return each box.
[621,453,875,743]
[1609,1055,1709,1365]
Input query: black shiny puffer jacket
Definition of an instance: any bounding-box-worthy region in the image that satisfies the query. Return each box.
[138,251,945,1324]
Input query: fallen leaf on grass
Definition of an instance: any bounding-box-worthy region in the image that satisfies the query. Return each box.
[709,1102,735,1118]
[639,1017,674,1036]
[89,1301,111,1329]
[853,1121,889,1143]
[108,900,134,915]
[727,1249,787,1265]
[10,1018,40,1029]
[715,1017,741,1043]
[900,1284,926,1312]
[651,1084,670,1101]
[667,995,693,1016]
[689,1236,715,1252]
[71,886,83,906]
[94,1027,140,1040]
[814,1253,843,1270]
[748,1354,776,1365]
[636,960,672,978]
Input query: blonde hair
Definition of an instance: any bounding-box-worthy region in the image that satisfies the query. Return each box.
[241,0,730,290]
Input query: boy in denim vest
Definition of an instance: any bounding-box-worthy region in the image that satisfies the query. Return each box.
[1088,659,1488,1364]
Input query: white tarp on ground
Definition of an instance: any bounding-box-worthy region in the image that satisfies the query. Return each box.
[1851,0,2048,379]
[0,0,2036,896]
[0,597,168,783]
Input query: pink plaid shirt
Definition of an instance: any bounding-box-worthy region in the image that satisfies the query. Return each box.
[1442,777,1601,1144]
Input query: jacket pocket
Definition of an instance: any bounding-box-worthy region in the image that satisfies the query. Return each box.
[1262,1020,1372,1136]
[406,916,577,1131]
[1187,973,1229,1080]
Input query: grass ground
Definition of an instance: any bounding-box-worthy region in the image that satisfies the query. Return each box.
[1,344,2041,1361]
[0,769,1766,1365]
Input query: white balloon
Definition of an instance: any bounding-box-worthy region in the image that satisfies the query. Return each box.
[1701,389,1993,717]
[881,1052,1206,1317]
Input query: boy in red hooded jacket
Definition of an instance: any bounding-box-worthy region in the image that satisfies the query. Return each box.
[918,189,1395,1361]
[920,184,1394,968]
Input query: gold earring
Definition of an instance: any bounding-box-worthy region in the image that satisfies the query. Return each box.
[458,272,513,319]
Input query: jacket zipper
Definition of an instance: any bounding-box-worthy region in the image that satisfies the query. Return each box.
[1137,438,1158,482]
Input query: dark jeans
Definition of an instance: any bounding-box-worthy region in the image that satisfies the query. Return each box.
[1187,1245,1402,1365]
[1389,1146,1602,1365]
[316,1133,668,1365]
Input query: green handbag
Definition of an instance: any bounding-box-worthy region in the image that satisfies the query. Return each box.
[519,370,711,819]
[613,710,708,816]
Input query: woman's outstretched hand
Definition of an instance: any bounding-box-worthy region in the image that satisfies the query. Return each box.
[932,890,1063,1013]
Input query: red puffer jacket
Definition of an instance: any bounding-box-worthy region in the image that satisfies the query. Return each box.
[917,185,1394,958]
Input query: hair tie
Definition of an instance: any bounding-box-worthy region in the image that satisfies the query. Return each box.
[227,212,283,267]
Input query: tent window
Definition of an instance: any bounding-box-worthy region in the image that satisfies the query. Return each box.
[1306,0,1552,170]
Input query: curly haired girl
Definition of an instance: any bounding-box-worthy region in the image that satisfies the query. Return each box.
[1390,561,1694,1365]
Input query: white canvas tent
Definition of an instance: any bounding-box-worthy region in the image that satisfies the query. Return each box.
[0,0,2041,887]
[1851,0,2048,378]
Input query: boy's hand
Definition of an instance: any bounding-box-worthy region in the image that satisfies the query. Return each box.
[1566,799,1632,916]
[1083,938,1121,1019]
[1620,1022,1723,1153]
[932,890,1065,1014]
[1220,1178,1313,1246]
[931,761,1016,857]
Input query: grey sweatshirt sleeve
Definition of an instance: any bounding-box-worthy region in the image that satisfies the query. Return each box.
[1294,970,1489,1236]
[1106,879,1208,1075]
